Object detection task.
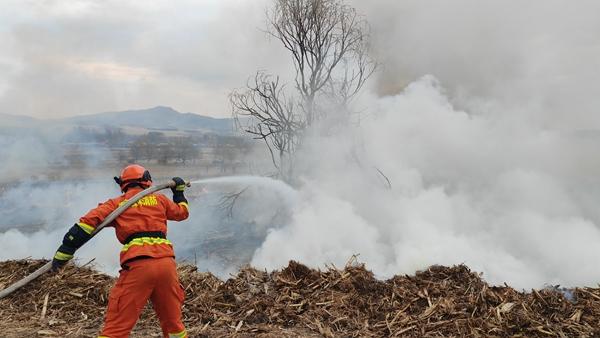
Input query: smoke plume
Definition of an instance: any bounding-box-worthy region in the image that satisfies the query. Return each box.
[248,0,600,289]
[251,76,600,289]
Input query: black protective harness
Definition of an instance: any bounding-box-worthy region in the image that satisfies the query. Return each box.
[123,231,166,245]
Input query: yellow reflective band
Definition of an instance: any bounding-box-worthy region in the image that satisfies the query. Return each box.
[178,202,189,210]
[54,251,74,261]
[175,185,185,192]
[169,330,187,338]
[121,237,172,252]
[77,222,95,234]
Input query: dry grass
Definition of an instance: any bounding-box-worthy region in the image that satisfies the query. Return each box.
[1,259,599,337]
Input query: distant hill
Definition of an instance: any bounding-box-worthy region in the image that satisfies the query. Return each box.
[0,113,40,127]
[62,106,233,134]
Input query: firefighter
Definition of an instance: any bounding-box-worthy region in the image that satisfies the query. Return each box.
[51,164,189,338]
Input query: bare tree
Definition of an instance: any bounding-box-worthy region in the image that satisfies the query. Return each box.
[156,142,174,164]
[269,0,376,121]
[231,73,303,178]
[173,137,200,164]
[231,0,375,181]
[102,127,127,148]
[129,139,145,162]
[212,135,243,173]
[216,187,249,219]
[129,132,173,164]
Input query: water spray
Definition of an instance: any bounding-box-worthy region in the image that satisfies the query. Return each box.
[0,175,296,299]
[190,175,298,205]
[0,180,180,299]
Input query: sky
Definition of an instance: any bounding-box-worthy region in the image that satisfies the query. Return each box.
[1,0,600,128]
[0,0,286,118]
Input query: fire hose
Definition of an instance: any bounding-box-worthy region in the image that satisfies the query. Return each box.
[0,180,187,299]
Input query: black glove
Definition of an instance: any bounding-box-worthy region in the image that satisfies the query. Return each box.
[51,223,93,272]
[171,177,188,204]
[171,177,186,193]
[51,251,72,272]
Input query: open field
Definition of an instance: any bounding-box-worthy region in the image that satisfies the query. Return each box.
[1,259,599,337]
[0,161,251,186]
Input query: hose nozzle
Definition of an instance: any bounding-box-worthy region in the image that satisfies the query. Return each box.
[168,180,192,188]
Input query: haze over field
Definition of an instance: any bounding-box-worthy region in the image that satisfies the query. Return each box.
[2,0,600,289]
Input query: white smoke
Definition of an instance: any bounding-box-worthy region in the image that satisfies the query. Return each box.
[251,76,600,289]
[350,0,600,130]
[248,0,600,289]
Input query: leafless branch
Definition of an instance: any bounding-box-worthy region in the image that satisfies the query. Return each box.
[231,72,305,181]
[216,187,249,219]
[374,167,392,190]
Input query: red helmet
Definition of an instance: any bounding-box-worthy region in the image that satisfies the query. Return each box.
[114,164,152,192]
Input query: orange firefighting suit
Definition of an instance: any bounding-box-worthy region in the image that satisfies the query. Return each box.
[76,186,189,338]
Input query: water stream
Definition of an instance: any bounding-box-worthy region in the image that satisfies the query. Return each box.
[190,175,298,206]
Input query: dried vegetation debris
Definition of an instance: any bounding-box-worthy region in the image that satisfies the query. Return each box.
[1,258,600,337]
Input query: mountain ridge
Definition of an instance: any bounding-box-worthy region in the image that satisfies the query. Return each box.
[1,106,234,134]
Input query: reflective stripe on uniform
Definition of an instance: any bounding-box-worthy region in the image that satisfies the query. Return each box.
[178,202,189,210]
[121,237,172,252]
[77,222,95,234]
[54,251,74,261]
[169,330,187,338]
